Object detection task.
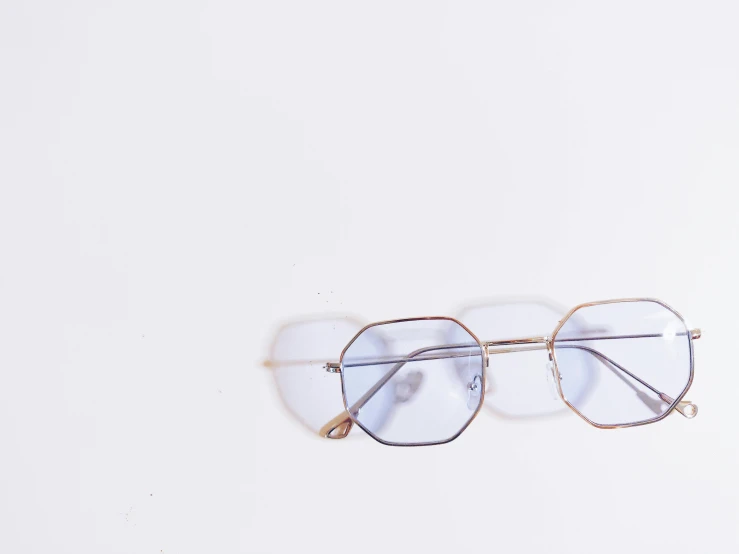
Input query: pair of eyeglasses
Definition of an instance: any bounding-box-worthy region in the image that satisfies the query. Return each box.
[319,298,701,446]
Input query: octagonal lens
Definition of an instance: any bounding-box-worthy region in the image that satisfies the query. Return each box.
[341,318,484,445]
[553,300,692,426]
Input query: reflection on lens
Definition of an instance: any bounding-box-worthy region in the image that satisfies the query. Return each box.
[341,319,484,445]
[553,300,692,426]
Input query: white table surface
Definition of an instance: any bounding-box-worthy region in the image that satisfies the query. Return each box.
[1,2,737,552]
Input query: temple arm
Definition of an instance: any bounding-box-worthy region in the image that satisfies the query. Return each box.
[554,344,695,417]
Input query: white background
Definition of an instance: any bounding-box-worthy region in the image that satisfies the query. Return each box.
[1,2,738,553]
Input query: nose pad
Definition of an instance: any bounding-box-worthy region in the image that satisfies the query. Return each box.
[394,370,424,403]
[467,374,483,410]
[546,362,560,400]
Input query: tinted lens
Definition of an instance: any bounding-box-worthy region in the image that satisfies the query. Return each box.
[341,319,484,445]
[553,300,692,426]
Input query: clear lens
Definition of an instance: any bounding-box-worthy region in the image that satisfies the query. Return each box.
[553,300,692,426]
[341,318,484,445]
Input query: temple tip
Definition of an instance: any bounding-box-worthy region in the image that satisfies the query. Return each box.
[319,412,354,439]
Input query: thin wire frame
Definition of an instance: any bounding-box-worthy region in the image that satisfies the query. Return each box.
[338,316,488,447]
[547,297,695,429]
[322,298,700,445]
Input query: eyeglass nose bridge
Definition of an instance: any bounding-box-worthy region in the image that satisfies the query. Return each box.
[482,335,550,354]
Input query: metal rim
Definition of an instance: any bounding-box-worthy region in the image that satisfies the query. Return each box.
[339,316,488,446]
[548,298,695,429]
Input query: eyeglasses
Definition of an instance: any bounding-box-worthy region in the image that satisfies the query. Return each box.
[319,298,701,446]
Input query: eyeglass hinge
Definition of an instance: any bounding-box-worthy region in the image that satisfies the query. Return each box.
[690,328,702,340]
[325,362,341,373]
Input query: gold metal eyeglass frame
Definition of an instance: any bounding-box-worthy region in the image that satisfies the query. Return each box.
[319,298,701,446]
